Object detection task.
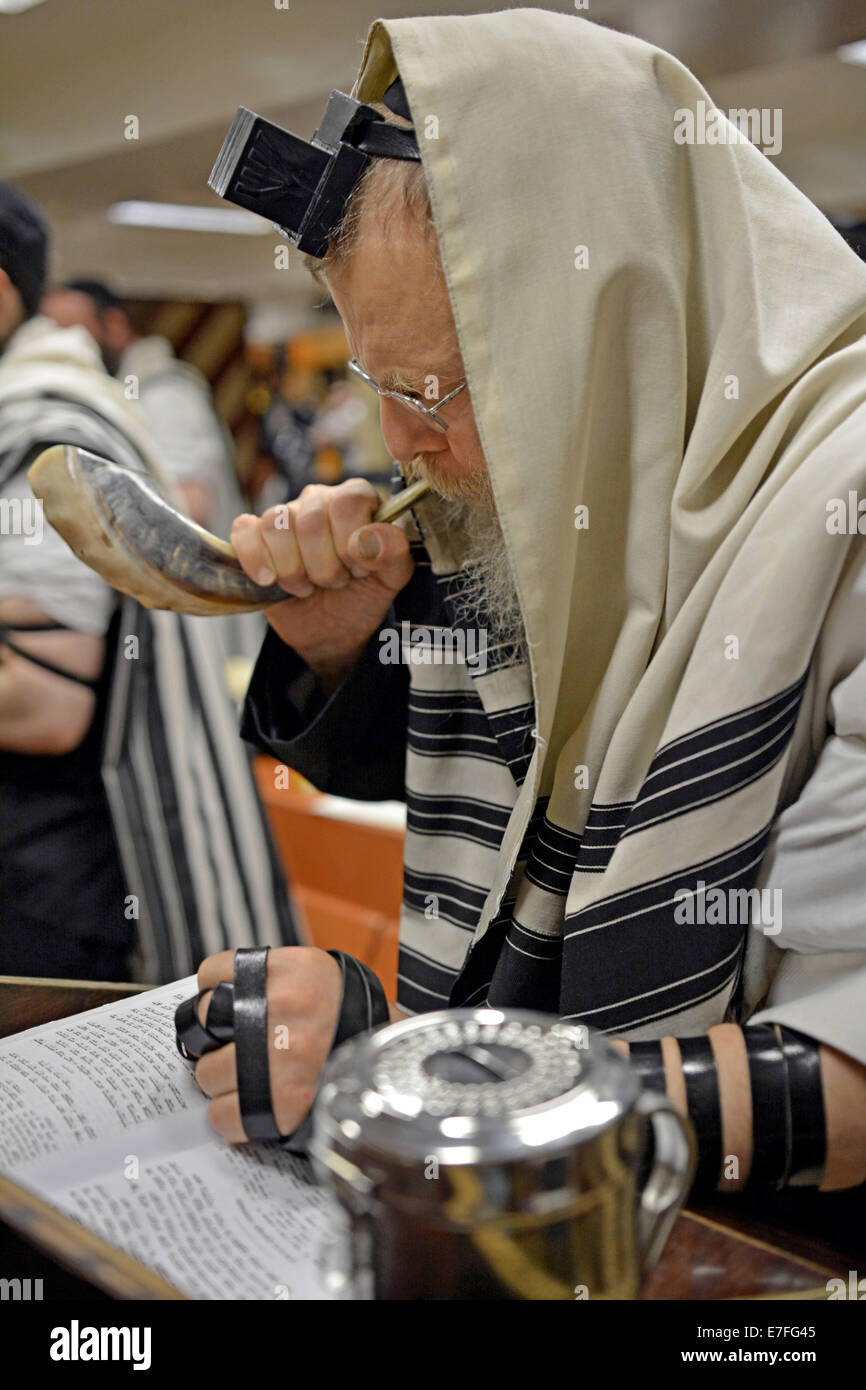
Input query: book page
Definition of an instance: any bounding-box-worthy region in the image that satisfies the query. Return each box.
[0,980,340,1299]
[46,1142,341,1300]
[0,979,201,1175]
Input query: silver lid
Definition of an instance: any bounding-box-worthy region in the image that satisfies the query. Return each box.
[313,1008,640,1167]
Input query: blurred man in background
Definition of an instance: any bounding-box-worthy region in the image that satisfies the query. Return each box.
[43,278,264,670]
[0,182,296,982]
[42,278,242,537]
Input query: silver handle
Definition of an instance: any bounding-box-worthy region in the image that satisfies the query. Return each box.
[634,1090,696,1274]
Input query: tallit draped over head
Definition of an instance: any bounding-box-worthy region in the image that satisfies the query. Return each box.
[352,10,866,1035]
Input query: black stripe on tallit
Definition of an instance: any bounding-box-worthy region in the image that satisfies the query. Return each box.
[408,693,496,740]
[523,815,583,894]
[639,669,810,780]
[409,687,489,713]
[569,958,742,1036]
[523,799,637,889]
[142,622,205,967]
[397,943,459,1012]
[487,918,564,1014]
[406,789,513,848]
[563,823,769,937]
[487,701,536,763]
[557,825,772,1028]
[621,669,809,836]
[109,611,196,980]
[407,725,506,762]
[403,866,491,929]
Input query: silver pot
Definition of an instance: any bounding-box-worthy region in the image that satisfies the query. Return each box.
[311,1008,696,1300]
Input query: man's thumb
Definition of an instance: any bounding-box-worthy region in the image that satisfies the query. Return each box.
[348,523,412,590]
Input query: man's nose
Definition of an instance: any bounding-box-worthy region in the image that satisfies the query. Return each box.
[379,396,447,463]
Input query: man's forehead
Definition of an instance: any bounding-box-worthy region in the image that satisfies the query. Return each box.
[327,231,460,386]
[344,319,463,390]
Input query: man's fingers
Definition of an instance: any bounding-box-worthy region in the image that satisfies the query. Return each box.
[204,1076,317,1145]
[230,515,287,591]
[346,522,414,594]
[230,485,408,600]
[258,505,315,597]
[197,949,236,990]
[206,1092,248,1146]
[328,480,382,578]
[292,494,353,589]
[195,1041,237,1099]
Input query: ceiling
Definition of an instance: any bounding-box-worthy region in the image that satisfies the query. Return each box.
[1,0,864,317]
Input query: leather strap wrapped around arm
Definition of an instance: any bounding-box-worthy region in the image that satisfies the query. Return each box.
[628,1026,827,1192]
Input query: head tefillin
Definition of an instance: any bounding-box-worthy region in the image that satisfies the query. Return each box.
[208,78,421,258]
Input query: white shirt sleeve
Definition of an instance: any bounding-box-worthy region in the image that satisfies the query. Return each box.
[747,536,866,1064]
[0,471,115,634]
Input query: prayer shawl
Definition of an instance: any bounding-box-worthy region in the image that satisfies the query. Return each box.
[348,11,866,1039]
[0,318,298,979]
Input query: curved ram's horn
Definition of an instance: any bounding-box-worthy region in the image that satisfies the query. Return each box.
[27,445,430,617]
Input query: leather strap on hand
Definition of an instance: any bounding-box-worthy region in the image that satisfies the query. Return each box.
[174,947,390,1147]
[174,982,234,1060]
[279,950,390,1154]
[233,947,281,1141]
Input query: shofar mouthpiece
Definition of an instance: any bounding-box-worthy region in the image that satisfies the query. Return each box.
[27,445,430,616]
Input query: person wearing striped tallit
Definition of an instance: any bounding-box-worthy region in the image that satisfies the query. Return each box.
[0,182,298,984]
[232,11,866,1195]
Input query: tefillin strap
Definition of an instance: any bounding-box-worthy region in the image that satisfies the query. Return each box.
[628,1027,826,1191]
[174,947,390,1147]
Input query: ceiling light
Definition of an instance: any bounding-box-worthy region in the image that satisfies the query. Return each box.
[0,0,48,12]
[837,39,866,67]
[107,201,271,235]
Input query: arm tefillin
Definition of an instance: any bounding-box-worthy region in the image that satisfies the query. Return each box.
[629,1025,826,1192]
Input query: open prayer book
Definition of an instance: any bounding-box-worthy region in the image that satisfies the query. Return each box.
[0,978,341,1299]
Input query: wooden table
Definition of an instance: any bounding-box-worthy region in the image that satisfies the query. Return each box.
[0,976,858,1301]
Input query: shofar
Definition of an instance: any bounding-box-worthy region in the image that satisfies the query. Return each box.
[28,445,430,617]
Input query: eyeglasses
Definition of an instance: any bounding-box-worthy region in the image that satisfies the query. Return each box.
[347,358,467,433]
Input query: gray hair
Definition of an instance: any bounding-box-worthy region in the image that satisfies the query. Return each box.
[301,102,437,281]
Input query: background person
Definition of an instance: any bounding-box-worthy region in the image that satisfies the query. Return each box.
[43,278,242,536]
[0,182,297,982]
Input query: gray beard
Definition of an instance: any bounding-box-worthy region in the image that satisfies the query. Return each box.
[438,496,528,667]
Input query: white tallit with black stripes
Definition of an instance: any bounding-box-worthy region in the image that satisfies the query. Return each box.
[353,12,866,1035]
[0,317,298,979]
